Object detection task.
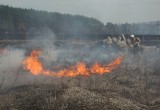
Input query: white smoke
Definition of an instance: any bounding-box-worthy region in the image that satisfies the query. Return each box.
[0,29,159,90]
[0,47,25,89]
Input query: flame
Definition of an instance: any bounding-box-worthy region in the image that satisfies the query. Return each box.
[55,62,90,77]
[23,50,43,75]
[23,50,124,77]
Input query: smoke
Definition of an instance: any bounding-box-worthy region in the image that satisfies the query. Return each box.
[0,47,25,88]
[0,45,61,89]
[0,28,159,90]
[25,28,118,67]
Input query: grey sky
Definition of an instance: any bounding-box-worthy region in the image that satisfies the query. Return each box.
[0,0,160,23]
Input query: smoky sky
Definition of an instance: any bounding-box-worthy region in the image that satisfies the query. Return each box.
[0,0,160,23]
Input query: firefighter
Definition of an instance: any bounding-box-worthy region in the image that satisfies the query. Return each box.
[129,34,141,48]
[102,36,113,55]
[103,36,113,45]
[129,34,142,55]
[112,37,117,43]
[116,34,127,48]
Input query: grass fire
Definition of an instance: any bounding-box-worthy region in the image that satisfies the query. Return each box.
[0,38,159,110]
[0,3,160,110]
[23,50,124,77]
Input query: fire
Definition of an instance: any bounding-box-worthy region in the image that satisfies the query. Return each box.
[23,50,43,75]
[23,50,124,77]
[55,62,90,77]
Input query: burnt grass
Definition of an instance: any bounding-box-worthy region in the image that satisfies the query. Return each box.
[0,65,160,110]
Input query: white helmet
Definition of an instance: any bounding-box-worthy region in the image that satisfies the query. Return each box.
[130,34,134,38]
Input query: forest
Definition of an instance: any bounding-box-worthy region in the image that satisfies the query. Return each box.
[0,5,160,40]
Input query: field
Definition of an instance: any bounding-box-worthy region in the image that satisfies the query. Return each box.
[0,40,160,110]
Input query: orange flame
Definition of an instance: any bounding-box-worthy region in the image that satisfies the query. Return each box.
[23,50,124,77]
[23,50,43,75]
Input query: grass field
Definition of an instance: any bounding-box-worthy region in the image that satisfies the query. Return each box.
[0,42,160,110]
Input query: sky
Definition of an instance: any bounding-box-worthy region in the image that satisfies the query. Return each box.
[0,0,160,24]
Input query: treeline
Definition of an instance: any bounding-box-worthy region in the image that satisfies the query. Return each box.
[0,5,106,38]
[0,5,160,40]
[106,22,160,35]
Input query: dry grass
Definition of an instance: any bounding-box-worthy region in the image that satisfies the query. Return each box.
[0,53,160,110]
